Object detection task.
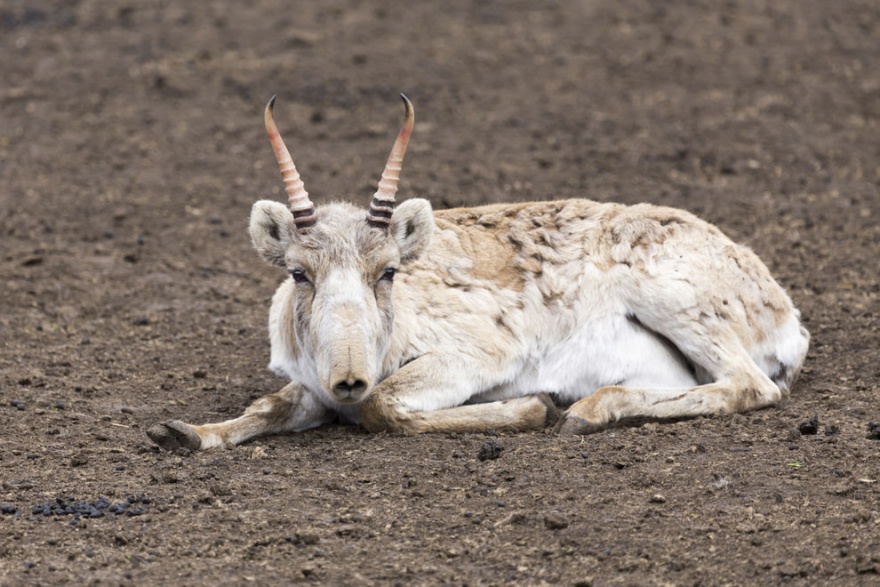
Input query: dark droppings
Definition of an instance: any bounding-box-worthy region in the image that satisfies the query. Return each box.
[797,415,819,435]
[25,496,152,522]
[478,440,504,461]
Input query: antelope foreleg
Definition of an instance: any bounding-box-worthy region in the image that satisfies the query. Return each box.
[147,383,330,450]
[361,393,560,434]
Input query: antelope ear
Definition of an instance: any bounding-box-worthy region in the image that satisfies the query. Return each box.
[390,198,434,265]
[249,200,295,267]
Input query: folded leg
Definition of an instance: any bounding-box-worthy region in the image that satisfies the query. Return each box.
[554,372,781,434]
[359,354,560,434]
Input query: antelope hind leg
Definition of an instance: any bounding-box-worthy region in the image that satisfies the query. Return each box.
[147,383,330,450]
[554,375,782,435]
[554,289,799,434]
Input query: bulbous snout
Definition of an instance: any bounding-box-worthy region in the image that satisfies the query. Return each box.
[322,327,375,403]
[329,376,370,403]
[314,272,386,405]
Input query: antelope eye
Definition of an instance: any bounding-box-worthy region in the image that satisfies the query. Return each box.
[380,268,397,282]
[290,269,310,284]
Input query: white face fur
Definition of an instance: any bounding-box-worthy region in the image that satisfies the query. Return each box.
[249,198,434,404]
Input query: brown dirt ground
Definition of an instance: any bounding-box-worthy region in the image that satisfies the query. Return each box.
[1,1,879,585]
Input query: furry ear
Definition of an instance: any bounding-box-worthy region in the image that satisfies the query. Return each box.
[249,200,295,267]
[390,198,434,265]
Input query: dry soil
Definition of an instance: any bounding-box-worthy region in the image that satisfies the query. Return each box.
[1,1,879,585]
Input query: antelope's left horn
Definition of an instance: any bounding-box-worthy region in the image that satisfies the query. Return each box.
[265,96,316,231]
[367,94,415,228]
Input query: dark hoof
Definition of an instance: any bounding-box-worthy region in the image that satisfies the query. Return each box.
[552,412,605,436]
[534,393,562,428]
[146,421,202,451]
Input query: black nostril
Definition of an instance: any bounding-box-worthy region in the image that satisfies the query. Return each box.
[333,379,368,396]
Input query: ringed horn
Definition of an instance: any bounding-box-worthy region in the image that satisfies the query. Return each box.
[264,96,316,230]
[367,94,415,229]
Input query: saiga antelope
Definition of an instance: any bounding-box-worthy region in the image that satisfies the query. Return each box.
[147,95,809,451]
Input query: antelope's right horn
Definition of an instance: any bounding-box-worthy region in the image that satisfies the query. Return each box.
[265,96,316,230]
[367,94,415,229]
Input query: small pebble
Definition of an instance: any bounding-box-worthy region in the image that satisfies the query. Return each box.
[543,513,569,530]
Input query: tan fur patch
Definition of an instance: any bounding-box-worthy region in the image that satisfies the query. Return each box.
[434,200,610,291]
[434,216,525,291]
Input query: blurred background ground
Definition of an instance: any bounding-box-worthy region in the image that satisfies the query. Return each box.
[1,1,878,585]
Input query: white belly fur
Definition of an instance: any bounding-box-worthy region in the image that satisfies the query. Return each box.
[471,313,698,405]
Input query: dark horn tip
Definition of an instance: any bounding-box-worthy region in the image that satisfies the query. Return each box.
[267,95,277,110]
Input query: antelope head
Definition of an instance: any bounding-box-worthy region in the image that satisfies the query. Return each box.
[249,95,434,404]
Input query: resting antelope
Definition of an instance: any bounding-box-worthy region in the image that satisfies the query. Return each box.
[147,95,809,451]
